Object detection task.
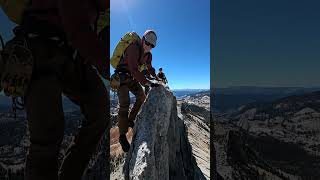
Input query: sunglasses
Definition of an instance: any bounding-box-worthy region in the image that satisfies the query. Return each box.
[145,40,155,48]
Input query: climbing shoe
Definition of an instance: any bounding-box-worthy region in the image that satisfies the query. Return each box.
[128,121,135,128]
[119,134,130,152]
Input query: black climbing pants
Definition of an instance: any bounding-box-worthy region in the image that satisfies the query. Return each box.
[24,38,109,180]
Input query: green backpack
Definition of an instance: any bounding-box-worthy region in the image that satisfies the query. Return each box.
[110,32,141,69]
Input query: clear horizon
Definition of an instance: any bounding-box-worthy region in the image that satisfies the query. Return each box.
[213,85,320,89]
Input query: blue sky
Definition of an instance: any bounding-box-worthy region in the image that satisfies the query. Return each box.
[0,9,16,42]
[1,1,210,90]
[213,0,320,88]
[111,0,210,89]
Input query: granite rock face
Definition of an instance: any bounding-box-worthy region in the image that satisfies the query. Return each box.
[123,86,206,180]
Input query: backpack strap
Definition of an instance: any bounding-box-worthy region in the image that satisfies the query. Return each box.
[0,34,4,49]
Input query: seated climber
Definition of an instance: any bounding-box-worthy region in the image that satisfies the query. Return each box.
[157,68,168,84]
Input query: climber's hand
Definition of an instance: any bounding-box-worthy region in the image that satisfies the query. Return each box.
[145,81,159,87]
[147,77,155,80]
[150,83,160,87]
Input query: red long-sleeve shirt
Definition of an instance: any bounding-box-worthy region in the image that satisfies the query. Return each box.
[121,41,151,84]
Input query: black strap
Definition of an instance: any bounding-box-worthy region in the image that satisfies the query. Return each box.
[0,34,4,49]
[94,11,99,34]
[23,8,59,15]
[115,65,130,74]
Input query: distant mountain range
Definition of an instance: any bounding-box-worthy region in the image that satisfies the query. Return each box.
[109,89,209,101]
[172,89,209,98]
[2,86,320,113]
[214,89,320,179]
[212,86,320,112]
[214,86,320,95]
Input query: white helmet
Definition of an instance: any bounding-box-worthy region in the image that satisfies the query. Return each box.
[143,30,157,48]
